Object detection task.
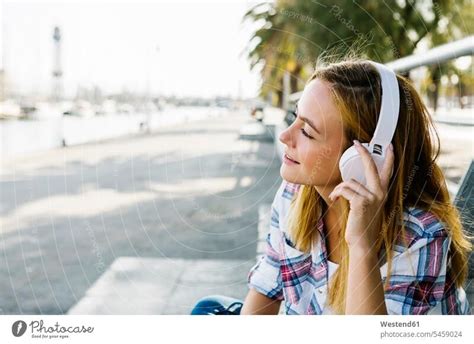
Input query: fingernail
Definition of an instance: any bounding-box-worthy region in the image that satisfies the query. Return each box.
[353,139,361,147]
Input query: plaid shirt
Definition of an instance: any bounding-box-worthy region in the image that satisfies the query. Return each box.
[247,180,471,315]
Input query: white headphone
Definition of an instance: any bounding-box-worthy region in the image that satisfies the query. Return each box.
[338,61,400,186]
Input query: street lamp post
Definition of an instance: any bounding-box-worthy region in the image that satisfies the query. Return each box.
[145,44,160,134]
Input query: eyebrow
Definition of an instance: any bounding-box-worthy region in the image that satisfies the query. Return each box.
[295,103,321,134]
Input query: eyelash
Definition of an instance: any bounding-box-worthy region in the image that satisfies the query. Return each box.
[292,111,314,139]
[300,128,313,139]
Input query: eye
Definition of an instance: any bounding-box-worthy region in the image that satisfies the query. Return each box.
[291,107,314,139]
[300,128,313,139]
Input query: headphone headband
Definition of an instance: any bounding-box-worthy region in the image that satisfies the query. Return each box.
[367,61,400,156]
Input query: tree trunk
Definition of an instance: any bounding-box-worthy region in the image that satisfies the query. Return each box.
[290,64,302,94]
[458,81,465,109]
[276,88,283,108]
[427,68,441,112]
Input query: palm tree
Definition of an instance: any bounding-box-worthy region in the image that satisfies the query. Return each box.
[243,0,467,108]
[243,1,307,106]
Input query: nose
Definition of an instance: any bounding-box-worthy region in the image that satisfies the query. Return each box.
[279,126,294,147]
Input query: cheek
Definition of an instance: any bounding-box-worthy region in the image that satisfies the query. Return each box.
[303,145,341,181]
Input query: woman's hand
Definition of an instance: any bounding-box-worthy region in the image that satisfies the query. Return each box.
[328,140,395,250]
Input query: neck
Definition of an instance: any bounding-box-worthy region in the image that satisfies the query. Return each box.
[314,185,345,236]
[314,185,344,216]
[314,185,345,264]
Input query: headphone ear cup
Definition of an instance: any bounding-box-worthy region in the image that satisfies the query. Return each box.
[339,146,365,184]
[339,145,385,185]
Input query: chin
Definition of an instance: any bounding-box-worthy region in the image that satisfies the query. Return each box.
[280,165,305,184]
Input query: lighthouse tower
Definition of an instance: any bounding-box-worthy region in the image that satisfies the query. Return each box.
[52,26,63,102]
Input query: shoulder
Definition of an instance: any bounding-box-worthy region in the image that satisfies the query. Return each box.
[396,206,449,251]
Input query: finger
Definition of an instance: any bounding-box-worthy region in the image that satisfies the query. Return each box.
[353,140,382,191]
[345,178,374,198]
[379,143,395,190]
[330,185,363,202]
[330,179,372,199]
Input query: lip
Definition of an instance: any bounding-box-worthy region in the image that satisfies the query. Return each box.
[283,153,300,165]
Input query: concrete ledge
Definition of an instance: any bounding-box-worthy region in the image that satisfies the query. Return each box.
[67,257,255,315]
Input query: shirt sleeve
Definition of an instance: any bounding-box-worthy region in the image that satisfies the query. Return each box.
[246,181,285,301]
[383,219,452,315]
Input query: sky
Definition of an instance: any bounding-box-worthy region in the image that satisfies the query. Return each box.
[1,0,263,99]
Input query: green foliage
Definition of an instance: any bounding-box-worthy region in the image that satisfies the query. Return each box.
[243,0,471,104]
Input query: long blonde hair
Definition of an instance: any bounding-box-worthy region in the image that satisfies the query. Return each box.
[286,58,473,314]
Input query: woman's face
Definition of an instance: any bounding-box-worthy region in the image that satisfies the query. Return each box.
[279,78,349,187]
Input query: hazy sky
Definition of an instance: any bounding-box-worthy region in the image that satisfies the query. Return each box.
[1,0,263,98]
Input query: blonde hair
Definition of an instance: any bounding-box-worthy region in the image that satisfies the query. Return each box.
[286,58,473,314]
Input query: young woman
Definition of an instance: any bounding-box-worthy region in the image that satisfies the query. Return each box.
[190,58,472,315]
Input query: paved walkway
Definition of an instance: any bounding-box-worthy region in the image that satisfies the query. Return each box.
[68,201,274,315]
[0,111,282,314]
